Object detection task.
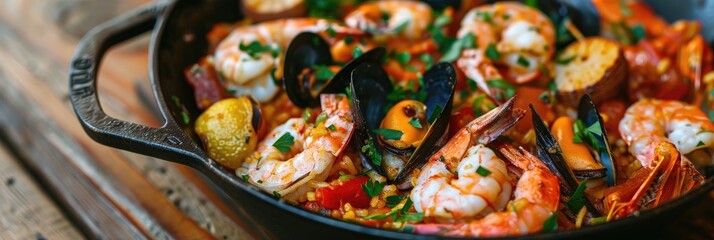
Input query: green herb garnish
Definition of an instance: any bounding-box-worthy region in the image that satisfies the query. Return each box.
[486,79,516,100]
[386,195,406,208]
[476,166,491,176]
[239,40,281,59]
[328,124,337,132]
[542,213,558,232]
[440,33,476,62]
[556,55,577,65]
[362,139,383,166]
[396,52,411,66]
[352,47,364,58]
[315,112,328,126]
[566,179,588,213]
[313,65,334,81]
[273,191,282,198]
[409,118,423,129]
[485,43,501,60]
[516,55,530,67]
[273,133,294,153]
[362,178,385,198]
[373,128,403,140]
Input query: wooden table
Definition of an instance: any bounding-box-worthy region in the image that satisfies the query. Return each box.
[0,0,712,239]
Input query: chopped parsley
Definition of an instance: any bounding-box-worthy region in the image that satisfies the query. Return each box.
[697,141,705,147]
[516,55,530,67]
[573,119,604,152]
[327,124,337,132]
[439,155,446,162]
[409,117,423,129]
[313,65,335,81]
[273,191,282,198]
[239,40,281,59]
[440,32,477,62]
[386,195,406,208]
[315,112,328,126]
[365,197,423,222]
[486,79,516,100]
[362,178,385,198]
[556,54,577,65]
[352,47,364,58]
[485,43,501,60]
[476,11,493,23]
[272,133,295,153]
[472,95,487,116]
[302,109,312,122]
[419,54,434,69]
[542,213,558,232]
[241,174,249,182]
[476,166,491,176]
[343,35,353,44]
[566,180,588,213]
[180,111,190,125]
[373,128,403,140]
[396,52,411,66]
[306,0,341,19]
[362,139,383,166]
[326,25,337,37]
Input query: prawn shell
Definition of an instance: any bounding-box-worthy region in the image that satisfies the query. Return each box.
[555,38,628,106]
[577,94,617,186]
[283,32,385,108]
[531,104,602,217]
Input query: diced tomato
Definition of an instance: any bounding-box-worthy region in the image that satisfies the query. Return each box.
[449,106,476,137]
[315,176,371,210]
[598,100,626,137]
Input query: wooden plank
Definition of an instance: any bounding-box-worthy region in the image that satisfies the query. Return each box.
[0,142,85,239]
[0,1,254,239]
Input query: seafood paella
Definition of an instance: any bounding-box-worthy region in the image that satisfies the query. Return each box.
[181,0,714,237]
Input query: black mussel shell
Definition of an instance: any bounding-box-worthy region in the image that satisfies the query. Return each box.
[394,62,456,184]
[577,94,617,186]
[284,32,385,108]
[350,62,456,184]
[531,104,601,217]
[350,62,394,178]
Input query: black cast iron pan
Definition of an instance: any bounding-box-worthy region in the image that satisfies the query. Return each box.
[69,0,714,239]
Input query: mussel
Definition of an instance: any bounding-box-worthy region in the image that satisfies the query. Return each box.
[531,102,602,218]
[283,32,386,108]
[350,62,456,186]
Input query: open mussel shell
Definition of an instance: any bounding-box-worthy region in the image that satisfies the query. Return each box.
[349,62,394,178]
[349,62,456,185]
[283,32,385,108]
[577,94,617,186]
[394,62,456,184]
[531,104,601,217]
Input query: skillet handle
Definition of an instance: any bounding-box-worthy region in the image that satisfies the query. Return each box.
[69,1,205,164]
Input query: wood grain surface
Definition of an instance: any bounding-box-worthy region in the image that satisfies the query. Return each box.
[0,0,711,240]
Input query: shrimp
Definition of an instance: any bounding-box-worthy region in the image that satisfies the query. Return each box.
[344,0,432,40]
[410,97,558,237]
[412,142,560,237]
[456,2,555,100]
[236,94,354,202]
[214,18,364,102]
[619,98,714,168]
[605,99,711,220]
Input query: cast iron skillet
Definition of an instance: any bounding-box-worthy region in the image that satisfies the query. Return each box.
[69,0,714,239]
